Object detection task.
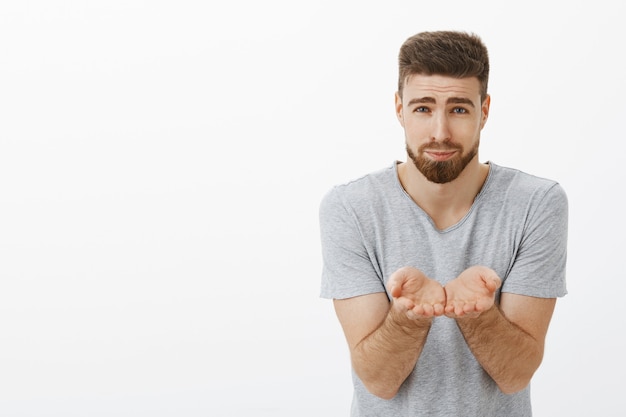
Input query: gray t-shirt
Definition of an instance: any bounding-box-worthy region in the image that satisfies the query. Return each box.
[319,162,568,417]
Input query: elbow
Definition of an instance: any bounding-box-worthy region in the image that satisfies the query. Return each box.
[497,380,530,395]
[495,367,537,395]
[354,368,400,400]
[376,391,398,400]
[352,360,402,400]
[364,383,399,400]
[497,351,543,395]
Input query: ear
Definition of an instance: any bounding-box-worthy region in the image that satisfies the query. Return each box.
[395,92,405,127]
[480,94,491,129]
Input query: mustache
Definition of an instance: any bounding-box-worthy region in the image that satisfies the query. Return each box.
[418,141,463,152]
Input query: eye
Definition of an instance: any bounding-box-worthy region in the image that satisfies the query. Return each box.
[452,107,468,114]
[414,106,429,113]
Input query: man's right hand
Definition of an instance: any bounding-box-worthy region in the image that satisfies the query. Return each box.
[388,266,446,319]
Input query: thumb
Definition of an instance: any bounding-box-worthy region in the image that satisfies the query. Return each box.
[389,281,403,298]
[387,267,410,298]
[482,273,501,292]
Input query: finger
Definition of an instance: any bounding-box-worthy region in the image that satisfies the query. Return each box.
[412,304,426,316]
[462,311,481,319]
[476,297,494,312]
[484,279,497,292]
[389,266,413,285]
[444,302,456,315]
[388,279,404,297]
[390,286,401,298]
[455,302,466,317]
[387,272,405,296]
[390,281,411,299]
[422,304,434,317]
[482,274,501,292]
[389,283,397,295]
[393,297,414,312]
[463,301,477,314]
[433,303,445,316]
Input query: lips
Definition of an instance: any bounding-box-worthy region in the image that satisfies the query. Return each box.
[424,150,457,161]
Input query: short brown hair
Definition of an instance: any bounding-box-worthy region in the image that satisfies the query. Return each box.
[397,31,489,101]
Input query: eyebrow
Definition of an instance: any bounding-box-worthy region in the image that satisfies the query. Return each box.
[407,96,476,108]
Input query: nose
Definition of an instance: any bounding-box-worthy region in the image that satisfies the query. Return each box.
[430,112,451,142]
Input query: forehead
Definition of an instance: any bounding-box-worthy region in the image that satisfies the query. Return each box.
[403,74,481,100]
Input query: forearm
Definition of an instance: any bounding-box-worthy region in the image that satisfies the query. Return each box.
[455,305,543,394]
[352,304,432,399]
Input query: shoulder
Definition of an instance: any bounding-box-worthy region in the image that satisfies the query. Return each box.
[488,163,567,207]
[485,164,568,240]
[320,163,399,215]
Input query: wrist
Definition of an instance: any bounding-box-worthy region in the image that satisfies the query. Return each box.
[389,302,433,333]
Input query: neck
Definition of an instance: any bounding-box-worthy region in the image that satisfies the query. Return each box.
[397,156,489,229]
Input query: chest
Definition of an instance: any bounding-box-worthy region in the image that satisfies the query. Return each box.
[364,206,523,286]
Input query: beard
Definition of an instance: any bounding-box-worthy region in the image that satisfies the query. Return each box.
[406,139,479,184]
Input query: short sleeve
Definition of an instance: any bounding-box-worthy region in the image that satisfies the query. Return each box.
[319,187,386,299]
[502,183,568,298]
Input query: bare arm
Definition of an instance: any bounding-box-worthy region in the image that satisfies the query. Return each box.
[444,266,556,394]
[333,267,445,399]
[334,294,430,400]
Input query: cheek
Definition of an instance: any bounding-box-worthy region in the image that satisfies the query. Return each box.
[403,118,425,134]
[453,119,481,135]
[403,125,423,142]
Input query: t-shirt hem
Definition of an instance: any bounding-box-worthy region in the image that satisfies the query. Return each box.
[501,285,568,299]
[320,285,387,300]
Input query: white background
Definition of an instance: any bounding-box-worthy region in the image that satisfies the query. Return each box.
[0,1,624,416]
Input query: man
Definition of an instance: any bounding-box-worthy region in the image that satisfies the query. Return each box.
[319,31,568,416]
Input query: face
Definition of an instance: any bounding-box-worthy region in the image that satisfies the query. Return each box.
[395,74,490,184]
